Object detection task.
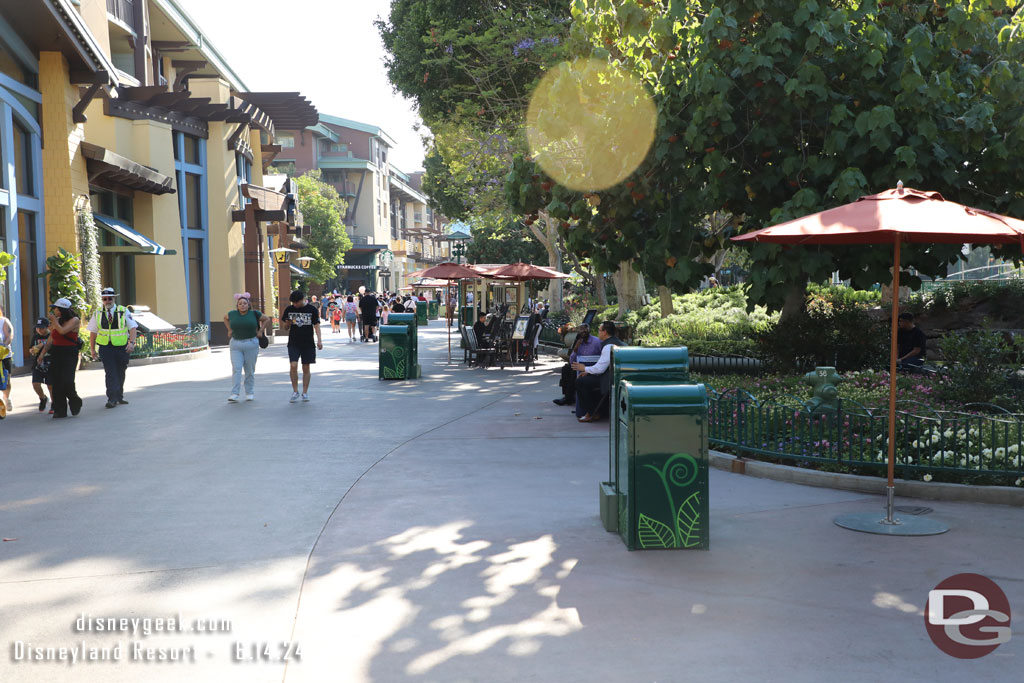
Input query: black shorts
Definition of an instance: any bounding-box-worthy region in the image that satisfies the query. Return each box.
[288,343,316,365]
[361,315,376,327]
[32,366,51,385]
[1,357,10,374]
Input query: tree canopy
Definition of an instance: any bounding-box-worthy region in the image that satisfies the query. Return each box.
[294,172,353,284]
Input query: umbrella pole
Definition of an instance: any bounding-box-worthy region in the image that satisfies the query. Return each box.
[884,238,901,525]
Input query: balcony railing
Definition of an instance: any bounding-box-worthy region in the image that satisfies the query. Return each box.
[107,0,134,26]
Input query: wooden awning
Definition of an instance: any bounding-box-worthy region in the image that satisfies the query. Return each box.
[81,142,176,195]
[233,92,319,131]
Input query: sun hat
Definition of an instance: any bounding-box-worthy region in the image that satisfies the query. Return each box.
[101,287,118,297]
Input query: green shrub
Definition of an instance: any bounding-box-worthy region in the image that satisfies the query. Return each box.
[756,289,888,372]
[935,326,1024,409]
[905,280,1024,318]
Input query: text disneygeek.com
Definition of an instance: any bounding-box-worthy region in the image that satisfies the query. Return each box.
[8,614,301,666]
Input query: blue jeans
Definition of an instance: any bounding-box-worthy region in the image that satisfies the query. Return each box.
[230,337,259,396]
[98,343,130,402]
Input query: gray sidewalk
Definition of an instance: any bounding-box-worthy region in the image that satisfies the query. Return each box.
[1,325,1020,682]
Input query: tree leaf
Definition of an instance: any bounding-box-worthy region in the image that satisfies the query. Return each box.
[637,513,676,549]
[676,491,702,548]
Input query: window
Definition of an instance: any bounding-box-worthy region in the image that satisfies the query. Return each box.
[174,132,208,326]
[89,189,137,305]
[236,153,251,209]
[277,133,295,148]
[188,238,205,324]
[330,143,348,153]
[0,74,44,365]
[185,173,202,228]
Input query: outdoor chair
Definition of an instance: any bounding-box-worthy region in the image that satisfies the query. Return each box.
[465,328,496,368]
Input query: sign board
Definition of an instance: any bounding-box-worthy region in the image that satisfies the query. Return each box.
[511,315,530,341]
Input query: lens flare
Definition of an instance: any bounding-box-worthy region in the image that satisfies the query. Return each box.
[527,58,657,192]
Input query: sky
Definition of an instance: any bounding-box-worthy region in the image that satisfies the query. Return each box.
[174,0,427,172]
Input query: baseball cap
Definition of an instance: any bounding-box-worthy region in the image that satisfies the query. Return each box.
[36,318,49,327]
[53,298,72,309]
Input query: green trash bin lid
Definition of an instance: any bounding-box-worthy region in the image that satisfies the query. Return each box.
[389,313,417,325]
[618,381,707,416]
[613,346,689,369]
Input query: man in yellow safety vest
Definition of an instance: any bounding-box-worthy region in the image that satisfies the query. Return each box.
[88,287,138,409]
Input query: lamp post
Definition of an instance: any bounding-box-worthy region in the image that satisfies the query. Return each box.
[453,241,466,264]
[378,248,394,291]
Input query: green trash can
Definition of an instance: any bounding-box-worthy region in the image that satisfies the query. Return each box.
[379,325,415,379]
[386,313,420,379]
[606,347,690,520]
[614,381,709,550]
[415,300,428,326]
[428,300,439,320]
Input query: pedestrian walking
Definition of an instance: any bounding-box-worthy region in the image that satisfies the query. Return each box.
[224,292,269,402]
[28,318,53,413]
[331,301,342,334]
[0,305,13,412]
[344,295,358,341]
[38,298,83,419]
[87,287,138,409]
[280,290,322,402]
[359,289,378,342]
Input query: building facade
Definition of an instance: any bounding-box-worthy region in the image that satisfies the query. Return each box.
[0,0,318,365]
[275,114,449,294]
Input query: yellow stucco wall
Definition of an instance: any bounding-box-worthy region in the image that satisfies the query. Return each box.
[38,52,88,256]
[75,0,112,67]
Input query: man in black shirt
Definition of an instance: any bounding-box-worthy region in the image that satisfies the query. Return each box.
[896,312,926,370]
[281,290,323,402]
[472,312,490,348]
[359,291,379,342]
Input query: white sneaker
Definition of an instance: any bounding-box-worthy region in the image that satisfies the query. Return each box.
[289,392,300,403]
[4,399,11,411]
[228,394,239,403]
[245,394,255,402]
[301,393,310,402]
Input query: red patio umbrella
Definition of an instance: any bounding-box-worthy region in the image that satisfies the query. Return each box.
[488,262,571,280]
[733,183,1024,535]
[414,262,485,362]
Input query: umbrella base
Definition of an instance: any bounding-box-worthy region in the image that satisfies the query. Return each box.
[834,511,949,536]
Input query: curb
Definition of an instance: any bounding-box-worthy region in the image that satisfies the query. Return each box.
[82,348,211,370]
[710,450,1024,507]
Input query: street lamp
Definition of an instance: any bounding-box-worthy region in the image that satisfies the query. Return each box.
[453,241,466,264]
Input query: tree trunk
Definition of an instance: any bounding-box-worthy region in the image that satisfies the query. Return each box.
[779,283,807,324]
[528,211,563,313]
[595,271,608,306]
[612,260,645,320]
[658,286,673,318]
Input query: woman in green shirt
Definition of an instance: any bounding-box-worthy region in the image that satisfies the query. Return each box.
[223,293,269,402]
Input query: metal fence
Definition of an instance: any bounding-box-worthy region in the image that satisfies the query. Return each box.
[130,325,209,360]
[708,387,1024,480]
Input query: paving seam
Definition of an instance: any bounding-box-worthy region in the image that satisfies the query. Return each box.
[280,381,535,683]
[0,565,222,585]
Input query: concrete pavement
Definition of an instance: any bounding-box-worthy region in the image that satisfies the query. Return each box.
[0,323,1021,682]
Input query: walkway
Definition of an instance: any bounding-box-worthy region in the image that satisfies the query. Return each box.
[0,324,1020,682]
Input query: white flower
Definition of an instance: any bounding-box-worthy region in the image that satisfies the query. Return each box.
[1016,478,1024,487]
[971,455,981,465]
[923,474,933,482]
[959,457,968,467]
[931,434,940,444]
[944,450,955,459]
[983,448,993,458]
[996,447,1006,459]
[912,440,920,448]
[969,428,979,438]
[1009,444,1019,454]
[943,429,954,439]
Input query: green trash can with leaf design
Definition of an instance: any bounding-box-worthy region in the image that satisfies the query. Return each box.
[379,325,414,379]
[415,300,428,326]
[616,381,709,550]
[388,313,419,377]
[428,300,439,320]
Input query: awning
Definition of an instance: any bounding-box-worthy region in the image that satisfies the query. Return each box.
[290,263,313,278]
[94,214,176,256]
[82,143,176,195]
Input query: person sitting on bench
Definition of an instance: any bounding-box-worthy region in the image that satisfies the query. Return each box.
[572,320,624,423]
[473,311,491,348]
[553,323,601,406]
[897,312,926,370]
